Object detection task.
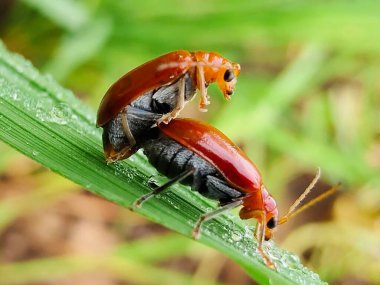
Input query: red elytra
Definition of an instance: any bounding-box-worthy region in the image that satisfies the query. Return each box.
[158,118,262,193]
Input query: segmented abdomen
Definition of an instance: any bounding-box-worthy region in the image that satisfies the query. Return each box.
[142,136,245,204]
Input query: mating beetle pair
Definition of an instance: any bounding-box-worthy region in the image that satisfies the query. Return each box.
[97,50,337,268]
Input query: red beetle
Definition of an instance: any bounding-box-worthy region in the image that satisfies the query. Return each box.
[97,50,241,162]
[133,118,338,268]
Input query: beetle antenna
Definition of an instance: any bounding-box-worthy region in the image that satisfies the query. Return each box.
[278,168,339,225]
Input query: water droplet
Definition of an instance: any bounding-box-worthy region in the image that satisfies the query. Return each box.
[173,204,180,210]
[310,272,319,280]
[35,99,53,122]
[231,230,243,242]
[11,92,20,101]
[32,150,40,156]
[162,195,180,210]
[125,167,137,180]
[128,155,136,162]
[287,253,300,266]
[202,227,211,237]
[114,163,124,176]
[147,176,158,188]
[222,232,229,239]
[50,103,71,125]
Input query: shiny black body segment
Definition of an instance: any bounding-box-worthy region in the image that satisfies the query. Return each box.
[102,73,196,154]
[141,135,245,205]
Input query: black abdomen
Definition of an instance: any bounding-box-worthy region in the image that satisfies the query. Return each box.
[142,136,245,204]
[103,73,196,154]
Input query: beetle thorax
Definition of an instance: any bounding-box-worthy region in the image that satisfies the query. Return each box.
[239,185,278,220]
[261,186,277,215]
[192,51,228,82]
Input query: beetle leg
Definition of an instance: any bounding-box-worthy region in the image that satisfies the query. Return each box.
[254,220,260,240]
[133,168,195,209]
[156,77,186,125]
[192,199,244,239]
[197,64,210,111]
[172,77,186,117]
[121,107,136,147]
[255,211,276,269]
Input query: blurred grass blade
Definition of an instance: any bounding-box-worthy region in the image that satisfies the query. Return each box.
[115,234,193,263]
[44,17,112,81]
[0,41,326,285]
[266,128,380,187]
[20,0,89,31]
[215,44,326,137]
[0,254,224,285]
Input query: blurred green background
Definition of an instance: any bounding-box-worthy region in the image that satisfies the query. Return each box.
[1,0,380,284]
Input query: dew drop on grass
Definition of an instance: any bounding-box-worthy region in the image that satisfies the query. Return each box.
[311,272,322,281]
[113,163,123,176]
[270,247,327,284]
[35,100,73,125]
[128,155,136,162]
[36,99,53,122]
[113,162,138,182]
[32,150,39,156]
[231,231,243,242]
[11,92,20,101]
[50,103,72,125]
[125,167,137,180]
[147,176,158,188]
[164,196,180,210]
[285,253,301,267]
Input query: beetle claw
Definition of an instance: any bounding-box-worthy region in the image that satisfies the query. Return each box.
[156,114,173,126]
[156,108,183,126]
[199,107,208,113]
[192,227,201,240]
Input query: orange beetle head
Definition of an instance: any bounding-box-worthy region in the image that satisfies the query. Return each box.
[191,51,241,101]
[239,185,279,241]
[216,62,241,100]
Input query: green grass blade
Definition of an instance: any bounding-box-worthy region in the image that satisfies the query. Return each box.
[0,254,225,285]
[0,41,325,285]
[214,44,326,137]
[44,17,112,81]
[20,0,89,31]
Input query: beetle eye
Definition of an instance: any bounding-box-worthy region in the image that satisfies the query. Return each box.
[267,217,277,229]
[223,69,235,82]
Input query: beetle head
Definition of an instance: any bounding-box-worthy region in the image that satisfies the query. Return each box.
[216,62,241,100]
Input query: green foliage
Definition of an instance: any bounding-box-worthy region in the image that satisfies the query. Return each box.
[1,0,380,284]
[0,41,324,284]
